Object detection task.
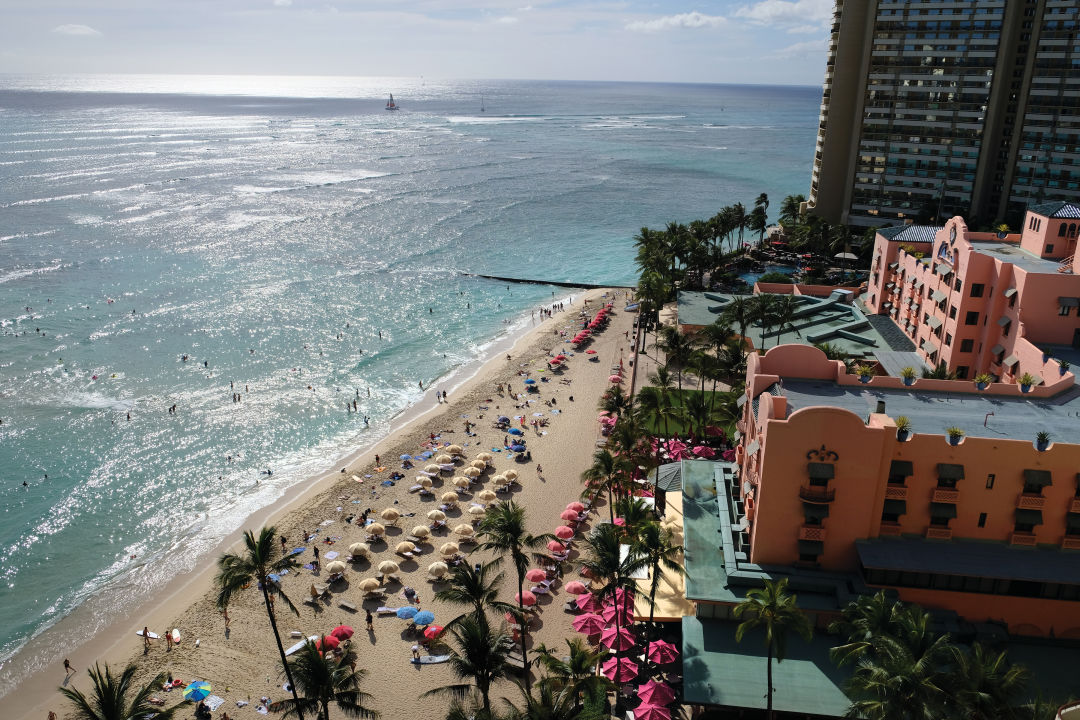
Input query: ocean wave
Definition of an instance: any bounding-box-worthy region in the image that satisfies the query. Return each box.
[0,262,65,286]
[0,229,58,243]
[446,115,546,125]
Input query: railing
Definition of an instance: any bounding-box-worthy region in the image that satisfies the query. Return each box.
[799,485,836,503]
[879,522,902,536]
[1010,532,1038,546]
[1058,255,1074,274]
[1062,535,1080,551]
[885,485,908,500]
[1056,699,1080,720]
[799,525,827,541]
[932,487,960,503]
[1017,493,1046,510]
[925,527,952,540]
[1070,498,1080,514]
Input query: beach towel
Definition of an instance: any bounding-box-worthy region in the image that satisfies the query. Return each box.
[206,696,225,712]
[324,551,339,560]
[320,520,334,526]
[257,706,268,715]
[381,480,395,487]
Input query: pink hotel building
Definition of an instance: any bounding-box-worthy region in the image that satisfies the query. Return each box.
[863,202,1080,388]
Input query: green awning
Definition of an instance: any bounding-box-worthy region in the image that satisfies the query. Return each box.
[889,262,899,270]
[1022,469,1052,487]
[936,263,951,275]
[922,340,938,354]
[990,344,1005,355]
[930,502,958,519]
[807,462,835,480]
[883,499,907,515]
[1003,354,1019,368]
[882,302,892,309]
[928,316,943,329]
[1015,509,1043,526]
[937,463,965,479]
[886,282,895,289]
[1004,287,1017,298]
[890,460,914,476]
[803,502,830,520]
[798,539,824,556]
[997,316,1012,327]
[1059,297,1080,307]
[914,280,924,289]
[931,289,947,302]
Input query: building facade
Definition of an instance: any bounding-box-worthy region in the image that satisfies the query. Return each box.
[807,0,1080,228]
[736,343,1080,638]
[863,203,1080,386]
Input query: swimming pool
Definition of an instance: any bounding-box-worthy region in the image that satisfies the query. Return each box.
[738,264,799,285]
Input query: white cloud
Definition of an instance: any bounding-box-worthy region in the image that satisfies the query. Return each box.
[274,0,292,6]
[736,0,831,28]
[625,11,726,33]
[495,16,519,24]
[51,24,101,36]
[771,37,828,59]
[786,24,819,34]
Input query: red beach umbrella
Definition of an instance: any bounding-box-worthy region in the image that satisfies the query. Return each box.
[515,590,537,606]
[525,569,547,583]
[567,501,585,513]
[609,375,623,383]
[330,625,354,640]
[585,350,597,354]
[423,624,444,640]
[555,526,575,539]
[565,580,588,595]
[315,635,339,651]
[560,509,580,522]
[575,592,602,613]
[547,539,567,553]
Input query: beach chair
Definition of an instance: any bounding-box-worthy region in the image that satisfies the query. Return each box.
[531,585,551,595]
[339,600,358,612]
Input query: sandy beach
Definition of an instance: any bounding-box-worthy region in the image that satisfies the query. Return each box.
[12,287,637,720]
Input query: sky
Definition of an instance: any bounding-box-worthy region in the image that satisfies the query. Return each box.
[0,0,833,85]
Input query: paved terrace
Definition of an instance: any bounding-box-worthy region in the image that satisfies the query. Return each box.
[968,238,1065,274]
[779,379,1080,442]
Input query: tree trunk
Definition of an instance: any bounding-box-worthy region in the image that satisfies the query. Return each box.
[766,642,774,720]
[518,571,531,694]
[607,484,615,525]
[262,583,305,720]
[322,700,330,720]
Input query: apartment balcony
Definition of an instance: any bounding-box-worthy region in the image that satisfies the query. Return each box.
[925,527,952,540]
[798,525,827,542]
[1017,493,1046,510]
[1062,535,1080,551]
[799,485,836,503]
[1010,532,1038,547]
[1070,498,1080,514]
[885,485,908,500]
[879,522,902,537]
[931,487,960,503]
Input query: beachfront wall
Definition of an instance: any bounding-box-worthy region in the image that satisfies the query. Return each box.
[863,210,1080,388]
[752,282,863,298]
[736,344,1080,638]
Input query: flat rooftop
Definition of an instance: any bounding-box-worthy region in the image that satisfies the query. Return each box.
[857,537,1080,585]
[780,379,1080,443]
[968,238,1064,274]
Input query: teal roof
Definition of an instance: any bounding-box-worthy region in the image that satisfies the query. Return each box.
[682,616,851,716]
[682,460,738,603]
[1028,201,1080,219]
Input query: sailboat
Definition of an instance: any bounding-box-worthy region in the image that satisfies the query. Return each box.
[480,95,485,113]
[385,93,399,111]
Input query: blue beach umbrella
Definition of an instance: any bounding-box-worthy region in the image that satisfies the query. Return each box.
[183,681,212,702]
[413,610,435,626]
[524,378,536,385]
[497,416,510,423]
[507,428,523,436]
[510,444,526,453]
[400,454,412,460]
[396,606,418,620]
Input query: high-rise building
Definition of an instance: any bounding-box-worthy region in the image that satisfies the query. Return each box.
[807,0,1080,229]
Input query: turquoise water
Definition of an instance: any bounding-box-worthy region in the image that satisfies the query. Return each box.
[0,75,819,668]
[739,263,800,285]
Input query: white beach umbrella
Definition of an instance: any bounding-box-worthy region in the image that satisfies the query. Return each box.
[380,508,401,522]
[439,542,460,557]
[378,560,400,575]
[427,509,446,522]
[453,524,475,538]
[324,560,347,575]
[468,505,486,517]
[395,541,416,555]
[427,561,449,578]
[348,542,371,558]
[411,525,431,539]
[366,522,386,536]
[358,578,381,593]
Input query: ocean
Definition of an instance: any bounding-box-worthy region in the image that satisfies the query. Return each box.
[0,74,819,681]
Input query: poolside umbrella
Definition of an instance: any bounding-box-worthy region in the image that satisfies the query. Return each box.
[378,560,400,575]
[555,526,574,539]
[315,634,339,652]
[425,464,442,474]
[439,542,459,556]
[464,467,481,477]
[525,569,547,582]
[510,444,526,453]
[692,445,716,458]
[413,610,435,626]
[647,639,680,665]
[471,459,487,469]
[324,560,347,575]
[565,580,588,595]
[348,542,370,558]
[183,681,212,702]
[476,452,493,462]
[547,540,567,553]
[411,525,431,539]
[567,501,584,513]
[600,625,636,651]
[524,378,536,385]
[609,375,623,383]
[427,561,448,578]
[395,541,416,555]
[441,492,459,505]
[357,578,381,593]
[477,489,497,503]
[572,613,606,635]
[516,590,537,606]
[366,522,386,537]
[468,505,486,517]
[575,592,602,613]
[560,509,580,522]
[331,625,354,640]
[634,704,672,720]
[601,657,639,683]
[427,509,446,521]
[503,469,518,481]
[508,428,524,436]
[435,454,453,464]
[396,606,418,620]
[424,624,444,640]
[445,444,463,455]
[453,524,475,538]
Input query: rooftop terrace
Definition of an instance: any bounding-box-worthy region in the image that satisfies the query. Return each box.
[968,238,1065,274]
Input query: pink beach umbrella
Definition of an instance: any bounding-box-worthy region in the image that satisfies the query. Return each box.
[609,375,623,383]
[601,657,639,683]
[547,539,567,553]
[567,501,585,513]
[647,639,680,665]
[638,678,677,705]
[515,590,537,606]
[525,569,547,583]
[633,704,672,720]
[600,625,637,651]
[692,445,716,458]
[571,613,606,635]
[565,580,588,595]
[613,517,626,527]
[560,509,580,522]
[555,526,575,539]
[602,601,635,626]
[663,439,690,460]
[575,592,602,613]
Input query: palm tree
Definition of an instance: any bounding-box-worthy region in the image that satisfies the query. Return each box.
[633,522,684,629]
[434,558,516,626]
[581,449,630,525]
[843,632,952,720]
[534,638,613,707]
[614,496,654,534]
[752,294,780,351]
[732,202,748,245]
[476,500,554,692]
[950,643,1029,720]
[779,194,805,226]
[652,325,696,389]
[720,296,755,350]
[732,578,813,720]
[278,640,379,720]
[423,613,511,717]
[829,590,905,668]
[60,663,187,720]
[216,526,305,719]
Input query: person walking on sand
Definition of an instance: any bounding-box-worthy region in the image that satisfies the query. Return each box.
[412,644,421,660]
[142,627,152,651]
[222,607,231,629]
[63,659,74,677]
[366,609,374,632]
[164,629,172,652]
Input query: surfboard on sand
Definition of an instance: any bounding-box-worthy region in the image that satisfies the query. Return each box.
[411,654,451,665]
[136,630,159,639]
[286,635,318,656]
[171,628,182,644]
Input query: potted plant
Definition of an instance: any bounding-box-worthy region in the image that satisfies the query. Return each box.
[946,426,965,445]
[1036,431,1051,451]
[1059,359,1070,376]
[974,373,993,391]
[895,416,912,441]
[1041,348,1051,363]
[855,364,874,383]
[900,367,917,386]
[1018,372,1037,393]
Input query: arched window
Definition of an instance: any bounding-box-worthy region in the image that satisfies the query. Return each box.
[1070,223,1077,239]
[1059,223,1068,237]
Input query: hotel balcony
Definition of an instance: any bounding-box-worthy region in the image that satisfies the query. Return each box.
[799,485,835,503]
[879,522,902,537]
[798,525,827,542]
[925,527,952,540]
[885,485,908,500]
[1017,493,1046,510]
[931,488,960,503]
[1063,535,1080,551]
[1010,532,1038,547]
[1070,498,1080,514]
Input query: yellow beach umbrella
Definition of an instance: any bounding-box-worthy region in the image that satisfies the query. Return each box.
[477,489,497,503]
[491,474,509,486]
[454,477,471,489]
[425,464,442,474]
[427,509,446,522]
[325,560,347,575]
[348,542,370,558]
[476,452,492,462]
[446,444,463,455]
[441,492,459,505]
[411,525,431,539]
[366,522,386,536]
[453,524,475,538]
[420,477,433,489]
[395,541,416,555]
[378,560,400,575]
[464,467,481,478]
[470,459,487,470]
[503,469,518,481]
[427,561,449,578]
[380,508,400,522]
[357,578,381,593]
[439,542,460,556]
[435,454,454,464]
